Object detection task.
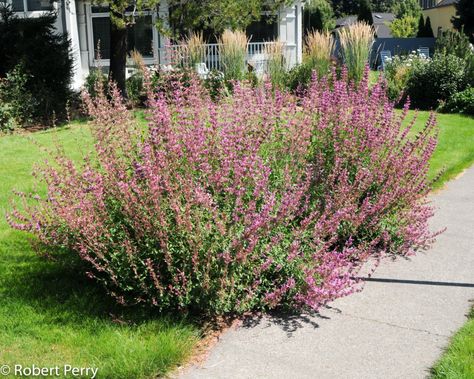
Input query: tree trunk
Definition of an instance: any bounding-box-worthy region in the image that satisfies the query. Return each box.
[109,10,128,97]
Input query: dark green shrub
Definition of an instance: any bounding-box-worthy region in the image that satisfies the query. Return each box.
[435,29,473,61]
[285,63,314,94]
[0,6,73,124]
[439,87,474,115]
[406,53,467,109]
[203,70,229,100]
[126,72,145,106]
[84,68,108,98]
[0,65,36,131]
[466,54,474,87]
[244,70,259,88]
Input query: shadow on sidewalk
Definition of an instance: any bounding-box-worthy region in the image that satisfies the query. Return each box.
[360,277,474,287]
[240,307,336,337]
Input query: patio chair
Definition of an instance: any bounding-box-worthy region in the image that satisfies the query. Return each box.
[126,67,138,79]
[417,47,430,59]
[247,53,267,78]
[195,62,210,79]
[378,50,392,71]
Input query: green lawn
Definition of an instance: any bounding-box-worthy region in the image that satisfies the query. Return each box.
[0,110,473,378]
[431,307,474,379]
[410,111,474,188]
[0,123,199,379]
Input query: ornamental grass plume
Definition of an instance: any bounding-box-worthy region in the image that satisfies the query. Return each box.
[338,21,375,82]
[219,29,248,81]
[304,30,334,78]
[8,68,439,315]
[184,31,205,68]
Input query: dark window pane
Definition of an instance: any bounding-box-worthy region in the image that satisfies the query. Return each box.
[92,17,111,59]
[92,5,150,13]
[127,16,153,58]
[91,5,109,13]
[92,16,153,60]
[27,0,52,11]
[246,16,278,42]
[12,0,24,11]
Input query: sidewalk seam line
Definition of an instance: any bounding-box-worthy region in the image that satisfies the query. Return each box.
[335,312,450,338]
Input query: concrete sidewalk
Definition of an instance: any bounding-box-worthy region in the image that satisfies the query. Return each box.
[180,167,474,379]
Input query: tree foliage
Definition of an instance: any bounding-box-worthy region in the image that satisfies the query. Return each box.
[370,0,394,12]
[416,14,434,37]
[304,0,336,33]
[357,0,374,25]
[452,0,474,43]
[166,0,288,37]
[391,0,421,19]
[0,6,72,123]
[330,1,395,18]
[416,14,425,37]
[389,15,418,38]
[330,0,359,18]
[424,16,434,38]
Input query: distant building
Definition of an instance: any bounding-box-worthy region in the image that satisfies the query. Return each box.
[420,0,458,36]
[335,13,395,38]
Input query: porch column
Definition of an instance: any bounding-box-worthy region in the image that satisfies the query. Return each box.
[76,1,90,81]
[63,0,83,89]
[278,1,303,69]
[296,1,303,65]
[157,0,170,65]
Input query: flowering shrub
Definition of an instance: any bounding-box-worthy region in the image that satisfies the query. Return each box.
[406,53,467,110]
[8,69,438,315]
[383,51,431,103]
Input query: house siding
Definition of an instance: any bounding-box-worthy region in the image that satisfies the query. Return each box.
[422,4,457,36]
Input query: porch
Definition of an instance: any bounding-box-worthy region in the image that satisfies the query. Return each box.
[70,0,303,88]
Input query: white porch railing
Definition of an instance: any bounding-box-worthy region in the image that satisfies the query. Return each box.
[156,42,288,72]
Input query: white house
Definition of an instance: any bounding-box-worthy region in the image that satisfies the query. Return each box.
[6,0,304,89]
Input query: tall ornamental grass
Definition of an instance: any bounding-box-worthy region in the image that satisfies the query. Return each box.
[9,69,438,315]
[304,30,334,78]
[219,29,248,81]
[184,31,205,68]
[338,22,375,82]
[265,41,286,89]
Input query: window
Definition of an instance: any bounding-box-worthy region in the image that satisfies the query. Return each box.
[9,0,53,12]
[246,15,278,42]
[12,0,23,11]
[128,16,153,57]
[27,0,52,11]
[90,7,154,60]
[420,0,436,9]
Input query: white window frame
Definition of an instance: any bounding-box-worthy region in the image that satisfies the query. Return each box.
[85,3,160,67]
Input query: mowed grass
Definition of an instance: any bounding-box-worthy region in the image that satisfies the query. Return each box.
[409,111,474,188]
[431,307,474,379]
[0,123,199,378]
[0,110,473,378]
